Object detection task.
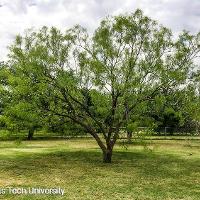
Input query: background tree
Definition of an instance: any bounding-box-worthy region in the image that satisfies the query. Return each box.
[0,62,43,140]
[144,88,196,134]
[7,10,200,162]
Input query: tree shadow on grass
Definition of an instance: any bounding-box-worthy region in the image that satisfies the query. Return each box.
[0,149,199,179]
[0,148,199,199]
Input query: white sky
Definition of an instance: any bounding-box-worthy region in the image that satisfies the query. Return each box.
[0,0,200,60]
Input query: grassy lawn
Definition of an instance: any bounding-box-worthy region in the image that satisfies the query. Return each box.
[0,138,199,200]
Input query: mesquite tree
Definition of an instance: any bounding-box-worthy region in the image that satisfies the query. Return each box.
[7,9,200,162]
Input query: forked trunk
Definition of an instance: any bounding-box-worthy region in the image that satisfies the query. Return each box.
[88,129,115,163]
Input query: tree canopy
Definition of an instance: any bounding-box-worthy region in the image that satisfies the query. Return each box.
[1,9,200,162]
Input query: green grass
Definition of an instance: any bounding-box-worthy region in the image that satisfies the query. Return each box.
[0,138,199,200]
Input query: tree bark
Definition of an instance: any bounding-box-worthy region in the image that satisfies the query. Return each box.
[103,149,112,163]
[127,130,132,142]
[27,128,35,140]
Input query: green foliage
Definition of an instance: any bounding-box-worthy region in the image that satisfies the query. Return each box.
[0,9,199,161]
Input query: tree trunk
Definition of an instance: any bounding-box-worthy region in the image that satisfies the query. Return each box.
[103,149,112,163]
[27,128,35,140]
[127,130,132,142]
